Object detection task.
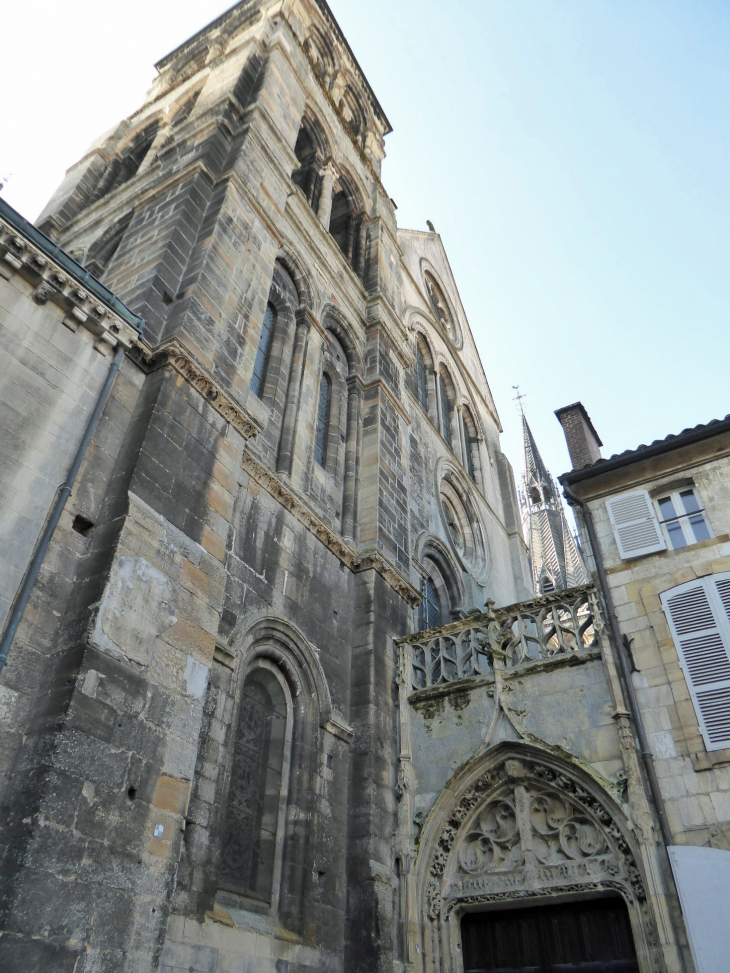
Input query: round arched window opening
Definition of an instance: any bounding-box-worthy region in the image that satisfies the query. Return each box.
[439,470,489,584]
[424,271,461,346]
[220,662,293,907]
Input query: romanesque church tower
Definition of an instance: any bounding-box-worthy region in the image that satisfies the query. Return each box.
[0,2,531,969]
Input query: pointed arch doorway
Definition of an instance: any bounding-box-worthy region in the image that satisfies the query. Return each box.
[461,895,639,973]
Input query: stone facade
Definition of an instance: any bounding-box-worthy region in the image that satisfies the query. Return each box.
[1,2,714,971]
[0,2,532,971]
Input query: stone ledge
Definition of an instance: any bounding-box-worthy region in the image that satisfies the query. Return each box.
[130,337,261,441]
[0,209,141,353]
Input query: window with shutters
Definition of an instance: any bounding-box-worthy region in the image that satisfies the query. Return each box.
[661,573,730,751]
[656,488,712,550]
[606,490,666,559]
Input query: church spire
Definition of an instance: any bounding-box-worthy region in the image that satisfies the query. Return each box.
[519,413,588,594]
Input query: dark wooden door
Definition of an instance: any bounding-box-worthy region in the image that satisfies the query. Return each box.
[461,897,639,973]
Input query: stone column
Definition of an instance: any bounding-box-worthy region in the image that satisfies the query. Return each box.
[341,376,362,541]
[276,307,314,475]
[317,162,337,231]
[355,215,368,280]
[456,407,466,465]
[345,217,356,265]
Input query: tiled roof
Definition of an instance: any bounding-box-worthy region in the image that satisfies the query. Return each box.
[560,413,730,484]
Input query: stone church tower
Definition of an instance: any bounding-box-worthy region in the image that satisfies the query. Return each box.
[0,2,533,969]
[519,413,587,593]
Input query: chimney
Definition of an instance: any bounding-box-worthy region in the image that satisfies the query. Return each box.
[555,402,603,470]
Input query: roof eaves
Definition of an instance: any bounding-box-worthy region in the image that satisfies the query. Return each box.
[0,197,144,333]
[559,414,730,486]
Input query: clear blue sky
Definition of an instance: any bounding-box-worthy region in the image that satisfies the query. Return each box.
[2,0,728,485]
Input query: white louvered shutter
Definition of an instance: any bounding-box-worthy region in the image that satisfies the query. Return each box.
[662,573,730,751]
[606,491,666,559]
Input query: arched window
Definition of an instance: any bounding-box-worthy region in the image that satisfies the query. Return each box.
[424,272,455,340]
[439,373,453,448]
[314,372,332,467]
[251,302,277,398]
[416,340,429,410]
[220,666,290,903]
[462,407,479,484]
[420,575,442,630]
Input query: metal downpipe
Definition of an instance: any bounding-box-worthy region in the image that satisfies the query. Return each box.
[562,482,674,849]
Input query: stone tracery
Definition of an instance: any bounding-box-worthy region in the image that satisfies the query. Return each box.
[415,750,661,972]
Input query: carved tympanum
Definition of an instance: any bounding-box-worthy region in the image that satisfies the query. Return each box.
[424,758,647,925]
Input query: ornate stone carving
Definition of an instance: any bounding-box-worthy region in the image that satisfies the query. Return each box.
[131,339,261,441]
[425,757,647,924]
[0,214,141,349]
[352,548,421,607]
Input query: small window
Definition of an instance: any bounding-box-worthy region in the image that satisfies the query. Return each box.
[314,372,332,467]
[420,576,442,630]
[656,488,712,549]
[416,341,428,410]
[439,376,452,448]
[251,303,276,398]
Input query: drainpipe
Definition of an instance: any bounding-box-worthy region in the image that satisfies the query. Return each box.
[0,343,127,674]
[562,482,674,850]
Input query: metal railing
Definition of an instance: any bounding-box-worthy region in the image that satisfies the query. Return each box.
[398,585,601,692]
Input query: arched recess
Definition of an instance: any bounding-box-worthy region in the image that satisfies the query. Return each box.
[437,459,490,585]
[411,330,439,427]
[416,535,465,628]
[437,365,457,450]
[216,614,332,928]
[275,242,315,311]
[88,120,161,205]
[329,168,368,280]
[291,110,331,212]
[320,305,363,375]
[310,312,362,540]
[413,743,661,973]
[460,403,482,489]
[303,25,337,88]
[84,211,134,278]
[422,265,462,348]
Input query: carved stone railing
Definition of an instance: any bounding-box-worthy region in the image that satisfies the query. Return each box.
[398,584,603,692]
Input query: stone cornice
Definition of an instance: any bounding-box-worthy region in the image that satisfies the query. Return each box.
[240,449,420,606]
[0,209,141,352]
[130,337,261,441]
[241,449,357,565]
[352,547,421,607]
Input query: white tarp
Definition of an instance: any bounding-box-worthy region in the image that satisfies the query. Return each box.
[669,845,730,973]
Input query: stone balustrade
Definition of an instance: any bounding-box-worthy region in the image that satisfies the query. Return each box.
[398,584,602,691]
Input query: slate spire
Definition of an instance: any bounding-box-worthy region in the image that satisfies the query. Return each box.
[519,413,588,594]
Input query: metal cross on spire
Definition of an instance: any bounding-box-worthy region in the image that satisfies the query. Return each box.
[512,385,527,416]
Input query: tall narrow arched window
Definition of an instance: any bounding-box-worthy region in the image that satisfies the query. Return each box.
[462,407,478,483]
[251,303,277,398]
[439,374,453,448]
[420,575,442,629]
[416,340,428,410]
[314,372,332,467]
[220,667,290,903]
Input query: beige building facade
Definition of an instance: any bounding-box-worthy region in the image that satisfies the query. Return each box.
[558,402,730,973]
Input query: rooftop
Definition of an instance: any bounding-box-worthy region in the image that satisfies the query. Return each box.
[560,412,730,485]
